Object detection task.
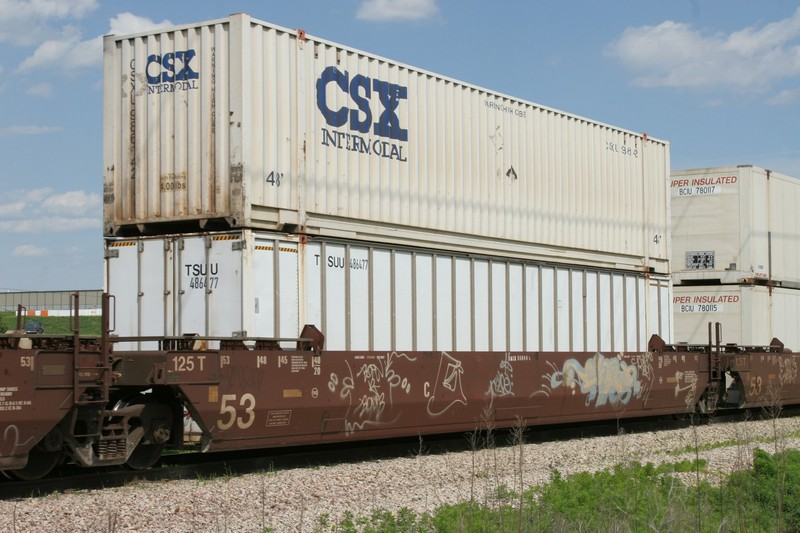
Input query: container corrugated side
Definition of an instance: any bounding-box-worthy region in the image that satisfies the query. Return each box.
[672,284,800,350]
[671,165,800,285]
[103,13,670,274]
[768,171,800,284]
[105,230,672,352]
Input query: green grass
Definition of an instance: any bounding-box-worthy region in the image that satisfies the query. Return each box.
[0,311,102,336]
[309,451,800,532]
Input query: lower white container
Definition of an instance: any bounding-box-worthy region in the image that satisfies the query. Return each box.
[105,230,672,352]
[672,284,800,349]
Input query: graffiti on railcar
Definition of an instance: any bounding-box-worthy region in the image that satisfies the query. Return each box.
[426,351,467,416]
[631,352,654,383]
[674,370,698,410]
[485,354,514,405]
[543,353,643,407]
[328,351,416,434]
[2,424,33,456]
[630,351,655,403]
[779,356,798,385]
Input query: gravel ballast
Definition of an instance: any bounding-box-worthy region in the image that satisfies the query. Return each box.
[2,417,799,532]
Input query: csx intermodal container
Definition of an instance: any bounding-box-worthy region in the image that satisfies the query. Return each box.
[105,231,672,352]
[671,165,800,285]
[103,13,670,275]
[672,284,800,350]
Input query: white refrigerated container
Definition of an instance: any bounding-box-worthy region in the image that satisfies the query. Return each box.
[672,284,800,350]
[671,165,800,286]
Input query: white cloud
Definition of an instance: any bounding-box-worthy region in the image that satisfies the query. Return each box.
[606,8,800,93]
[356,0,439,21]
[766,87,800,106]
[0,125,62,137]
[0,0,99,46]
[26,82,54,98]
[703,98,724,108]
[17,24,101,73]
[17,12,172,74]
[41,190,101,215]
[1,217,100,233]
[0,188,101,234]
[0,200,25,217]
[0,0,98,19]
[109,12,173,36]
[12,244,48,257]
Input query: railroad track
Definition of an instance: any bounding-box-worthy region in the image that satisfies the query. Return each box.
[5,407,795,501]
[0,410,753,501]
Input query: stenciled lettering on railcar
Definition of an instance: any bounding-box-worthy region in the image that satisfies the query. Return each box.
[0,387,32,412]
[316,66,408,162]
[313,254,369,271]
[605,141,638,158]
[144,49,200,95]
[484,99,527,118]
[184,262,220,290]
[670,175,736,197]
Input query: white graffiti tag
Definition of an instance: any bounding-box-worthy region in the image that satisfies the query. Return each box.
[2,424,34,456]
[545,353,642,407]
[674,370,698,411]
[486,355,514,403]
[631,351,654,383]
[329,352,416,435]
[427,351,467,416]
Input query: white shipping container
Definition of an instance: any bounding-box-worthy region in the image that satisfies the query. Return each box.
[105,230,672,352]
[671,165,800,285]
[672,284,800,350]
[103,13,670,274]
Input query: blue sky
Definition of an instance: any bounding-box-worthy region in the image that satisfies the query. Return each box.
[1,0,799,291]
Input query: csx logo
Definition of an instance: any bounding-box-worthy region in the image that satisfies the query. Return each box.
[146,49,199,85]
[315,66,408,142]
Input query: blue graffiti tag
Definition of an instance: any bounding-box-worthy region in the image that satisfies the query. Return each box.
[546,353,642,407]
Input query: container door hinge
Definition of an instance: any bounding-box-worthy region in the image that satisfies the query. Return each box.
[232,241,245,251]
[105,249,119,259]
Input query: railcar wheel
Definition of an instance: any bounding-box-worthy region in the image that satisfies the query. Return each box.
[9,447,62,481]
[113,394,173,470]
[126,443,165,470]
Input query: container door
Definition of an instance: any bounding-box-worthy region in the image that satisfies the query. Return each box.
[176,235,211,337]
[252,236,299,347]
[106,237,173,348]
[140,238,173,338]
[276,241,299,347]
[206,235,244,337]
[105,239,141,344]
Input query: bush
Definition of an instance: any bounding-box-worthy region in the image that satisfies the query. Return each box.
[533,462,701,532]
[717,448,800,532]
[315,451,800,533]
